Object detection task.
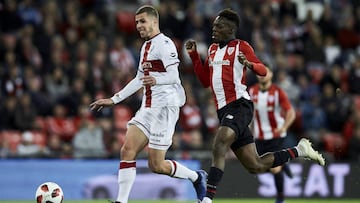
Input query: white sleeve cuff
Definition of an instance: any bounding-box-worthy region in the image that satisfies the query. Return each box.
[110,93,124,104]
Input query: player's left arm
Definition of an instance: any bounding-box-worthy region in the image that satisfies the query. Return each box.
[238,40,267,76]
[276,88,296,134]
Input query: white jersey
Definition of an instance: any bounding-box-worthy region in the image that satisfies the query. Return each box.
[139,33,185,107]
[111,33,185,107]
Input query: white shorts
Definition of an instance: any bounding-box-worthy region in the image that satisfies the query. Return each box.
[128,106,180,150]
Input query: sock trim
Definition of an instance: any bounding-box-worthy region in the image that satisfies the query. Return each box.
[287,148,296,159]
[168,160,177,177]
[119,160,136,169]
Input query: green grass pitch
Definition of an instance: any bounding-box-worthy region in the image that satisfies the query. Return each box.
[1,199,360,203]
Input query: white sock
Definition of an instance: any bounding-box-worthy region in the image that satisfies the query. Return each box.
[202,197,212,203]
[167,160,198,182]
[116,161,136,203]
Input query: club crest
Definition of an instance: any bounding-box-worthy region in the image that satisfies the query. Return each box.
[227,47,235,55]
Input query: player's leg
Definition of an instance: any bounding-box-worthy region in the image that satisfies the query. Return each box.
[115,125,148,203]
[202,99,251,203]
[256,139,286,203]
[233,128,325,174]
[203,126,236,203]
[147,148,199,180]
[147,148,207,202]
[147,106,207,202]
[269,166,284,203]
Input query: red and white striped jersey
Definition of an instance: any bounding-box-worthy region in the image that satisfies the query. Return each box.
[189,39,266,110]
[249,84,292,140]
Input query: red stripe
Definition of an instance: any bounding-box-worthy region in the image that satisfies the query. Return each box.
[287,149,296,159]
[267,87,278,138]
[142,41,152,107]
[171,160,177,176]
[222,41,237,104]
[119,161,136,169]
[207,189,216,194]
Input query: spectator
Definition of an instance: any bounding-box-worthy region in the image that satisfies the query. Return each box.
[109,35,136,76]
[0,0,23,33]
[317,4,337,38]
[45,66,70,103]
[278,0,298,20]
[17,131,47,158]
[1,56,24,97]
[0,96,17,130]
[27,75,52,116]
[337,15,360,50]
[46,133,68,159]
[17,0,42,27]
[348,55,360,94]
[46,103,76,142]
[14,93,37,131]
[72,120,106,159]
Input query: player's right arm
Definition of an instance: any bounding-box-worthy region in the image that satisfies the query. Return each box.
[90,71,143,111]
[185,40,211,88]
[275,87,296,134]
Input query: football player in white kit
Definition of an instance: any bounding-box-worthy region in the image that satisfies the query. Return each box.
[185,8,325,203]
[90,5,207,203]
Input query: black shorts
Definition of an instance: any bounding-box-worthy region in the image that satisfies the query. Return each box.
[255,138,285,156]
[217,98,255,151]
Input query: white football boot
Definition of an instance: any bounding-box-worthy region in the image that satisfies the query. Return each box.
[297,138,325,166]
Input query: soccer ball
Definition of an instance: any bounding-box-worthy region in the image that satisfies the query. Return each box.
[35,182,64,203]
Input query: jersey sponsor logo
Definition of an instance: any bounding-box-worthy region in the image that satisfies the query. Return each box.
[210,59,231,66]
[142,61,152,69]
[225,114,234,119]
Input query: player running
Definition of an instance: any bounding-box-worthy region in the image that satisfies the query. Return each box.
[185,8,325,203]
[90,5,207,203]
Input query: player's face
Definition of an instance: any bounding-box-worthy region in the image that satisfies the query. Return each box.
[212,16,234,43]
[135,12,156,40]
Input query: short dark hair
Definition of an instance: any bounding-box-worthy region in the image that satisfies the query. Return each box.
[218,8,240,28]
[135,5,159,19]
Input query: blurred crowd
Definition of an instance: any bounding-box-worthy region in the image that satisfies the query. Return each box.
[0,0,360,162]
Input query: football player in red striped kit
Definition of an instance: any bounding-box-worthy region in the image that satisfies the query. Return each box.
[249,65,296,203]
[90,5,207,203]
[185,8,325,203]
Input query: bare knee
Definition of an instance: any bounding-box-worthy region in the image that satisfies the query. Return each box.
[213,129,235,157]
[213,141,229,157]
[120,145,137,160]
